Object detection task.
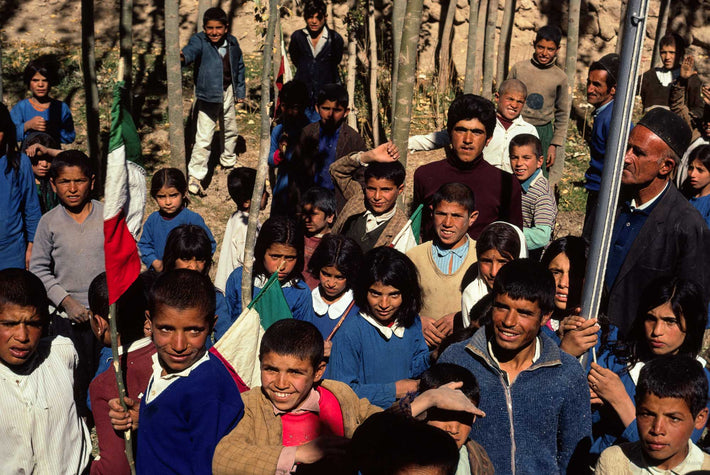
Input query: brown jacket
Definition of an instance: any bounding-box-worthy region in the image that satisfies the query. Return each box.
[465,439,496,475]
[212,379,382,475]
[670,74,705,143]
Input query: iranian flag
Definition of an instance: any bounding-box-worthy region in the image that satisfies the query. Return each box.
[391,203,424,249]
[214,272,293,387]
[103,82,146,303]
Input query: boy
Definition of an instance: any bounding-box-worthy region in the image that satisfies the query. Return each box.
[182,7,246,196]
[300,186,336,289]
[509,25,570,185]
[406,183,478,348]
[0,268,91,473]
[596,356,710,474]
[509,133,557,259]
[212,319,483,474]
[330,142,416,253]
[108,269,244,474]
[214,167,267,292]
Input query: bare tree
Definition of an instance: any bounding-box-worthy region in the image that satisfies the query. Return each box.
[368,0,380,145]
[391,0,406,110]
[0,36,3,101]
[120,0,133,102]
[463,0,481,94]
[615,0,628,54]
[481,0,499,99]
[565,0,581,91]
[82,0,102,181]
[437,0,458,90]
[496,0,515,87]
[651,0,671,68]
[346,25,358,129]
[166,0,186,171]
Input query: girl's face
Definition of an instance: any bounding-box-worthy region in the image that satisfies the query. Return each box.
[264,243,298,282]
[32,158,51,178]
[29,72,50,98]
[644,301,686,356]
[687,159,710,196]
[478,248,512,289]
[174,257,207,274]
[366,281,402,324]
[319,266,347,302]
[155,186,185,217]
[548,252,571,311]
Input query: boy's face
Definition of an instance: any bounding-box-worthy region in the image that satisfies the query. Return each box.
[367,281,402,324]
[51,166,94,211]
[302,204,333,236]
[433,200,477,249]
[427,408,475,449]
[644,301,686,356]
[450,118,491,163]
[147,305,212,375]
[491,292,550,354]
[280,102,306,122]
[204,20,228,44]
[637,393,708,470]
[533,39,559,66]
[316,100,348,133]
[496,90,526,121]
[659,45,677,70]
[305,12,326,34]
[365,177,403,215]
[587,69,616,108]
[509,144,543,182]
[29,72,50,98]
[0,304,43,368]
[260,351,326,412]
[32,158,52,178]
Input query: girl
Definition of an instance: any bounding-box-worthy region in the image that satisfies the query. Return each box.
[686,144,710,228]
[23,132,61,213]
[10,59,75,145]
[460,222,527,326]
[221,216,311,340]
[328,246,430,409]
[138,168,216,271]
[588,277,710,460]
[305,234,362,354]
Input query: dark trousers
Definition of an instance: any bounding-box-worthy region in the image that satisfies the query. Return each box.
[582,190,599,243]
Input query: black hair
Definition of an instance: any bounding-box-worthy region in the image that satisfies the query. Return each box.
[355,247,422,328]
[468,293,494,329]
[88,272,149,347]
[150,167,188,199]
[148,269,216,325]
[316,83,348,109]
[636,355,708,418]
[540,236,589,315]
[23,132,59,165]
[420,363,480,405]
[301,186,336,218]
[0,103,20,174]
[0,268,49,323]
[589,61,617,90]
[308,234,363,289]
[475,222,521,261]
[253,216,305,283]
[259,319,324,369]
[203,6,228,25]
[492,259,555,316]
[534,25,562,47]
[659,33,686,64]
[431,182,476,214]
[364,161,406,187]
[227,167,257,209]
[23,58,58,88]
[163,225,213,275]
[447,94,497,139]
[49,150,95,179]
[303,0,327,19]
[509,133,543,159]
[279,80,309,107]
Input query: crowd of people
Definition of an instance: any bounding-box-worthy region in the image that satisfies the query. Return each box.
[2,1,710,474]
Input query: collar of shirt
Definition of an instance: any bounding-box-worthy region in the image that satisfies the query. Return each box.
[487,336,541,368]
[520,168,542,193]
[654,67,679,88]
[272,387,321,416]
[302,26,329,57]
[634,440,706,474]
[433,239,469,260]
[456,444,473,475]
[594,99,614,117]
[629,181,670,212]
[359,311,405,339]
[312,288,354,319]
[119,337,153,357]
[145,350,210,403]
[363,206,397,233]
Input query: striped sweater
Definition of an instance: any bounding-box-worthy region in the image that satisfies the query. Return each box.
[521,169,557,250]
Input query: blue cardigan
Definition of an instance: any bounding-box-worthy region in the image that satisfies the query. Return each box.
[439,327,591,475]
[327,313,430,409]
[182,32,246,104]
[136,353,244,474]
[301,298,360,341]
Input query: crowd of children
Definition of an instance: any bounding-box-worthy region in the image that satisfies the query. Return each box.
[2,2,710,474]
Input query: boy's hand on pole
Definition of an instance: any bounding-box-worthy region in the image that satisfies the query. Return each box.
[108,396,140,431]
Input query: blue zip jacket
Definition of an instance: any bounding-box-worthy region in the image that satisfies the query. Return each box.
[182,32,246,103]
[439,327,592,475]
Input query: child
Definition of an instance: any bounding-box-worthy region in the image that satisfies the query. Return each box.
[181,7,246,196]
[137,167,216,272]
[214,167,267,292]
[596,356,710,473]
[221,216,311,340]
[685,144,710,228]
[23,131,61,213]
[0,268,91,473]
[305,234,362,350]
[509,133,557,259]
[331,142,416,253]
[328,246,430,408]
[108,269,245,474]
[10,58,76,145]
[509,25,570,183]
[300,186,336,289]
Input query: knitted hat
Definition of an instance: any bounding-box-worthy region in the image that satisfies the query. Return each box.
[637,108,692,159]
[594,53,620,84]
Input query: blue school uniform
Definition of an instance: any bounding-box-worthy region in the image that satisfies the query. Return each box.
[10,98,76,144]
[327,312,430,409]
[689,194,710,229]
[303,288,359,340]
[137,208,216,269]
[541,321,619,372]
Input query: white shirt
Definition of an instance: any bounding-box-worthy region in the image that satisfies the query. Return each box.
[629,440,706,474]
[302,26,329,57]
[0,336,91,474]
[145,350,211,403]
[215,210,252,293]
[359,311,406,339]
[312,288,354,319]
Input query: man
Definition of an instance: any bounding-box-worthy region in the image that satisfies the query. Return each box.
[604,108,710,337]
[413,94,523,240]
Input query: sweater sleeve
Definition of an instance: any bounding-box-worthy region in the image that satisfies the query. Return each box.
[233,41,246,99]
[20,154,42,242]
[329,152,365,202]
[286,283,313,321]
[551,73,570,146]
[137,213,159,268]
[507,179,524,228]
[410,318,431,378]
[59,101,76,144]
[556,360,592,474]
[29,216,69,307]
[192,212,217,254]
[181,33,202,66]
[10,100,27,142]
[89,376,131,475]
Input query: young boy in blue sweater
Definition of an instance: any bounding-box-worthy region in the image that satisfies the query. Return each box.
[181,7,245,196]
[108,269,244,474]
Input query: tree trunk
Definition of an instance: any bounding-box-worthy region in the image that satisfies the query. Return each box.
[391,0,406,111]
[463,0,480,94]
[473,0,487,94]
[651,0,671,68]
[0,37,3,101]
[120,0,133,105]
[327,0,335,30]
[82,0,102,184]
[346,26,358,130]
[615,0,628,54]
[368,0,380,146]
[242,0,279,308]
[166,0,186,172]
[437,0,457,91]
[391,0,424,173]
[496,0,515,88]
[196,0,212,32]
[481,0,498,99]
[565,0,581,92]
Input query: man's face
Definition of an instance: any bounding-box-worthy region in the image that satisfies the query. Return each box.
[301,204,333,236]
[622,126,673,188]
[450,118,491,163]
[660,45,677,70]
[260,351,325,413]
[316,100,348,133]
[147,305,211,375]
[509,144,543,182]
[365,177,402,215]
[533,39,559,66]
[491,292,549,354]
[0,304,43,368]
[433,200,477,249]
[587,69,615,108]
[204,20,228,44]
[637,393,708,470]
[305,12,326,35]
[51,166,94,212]
[496,90,526,121]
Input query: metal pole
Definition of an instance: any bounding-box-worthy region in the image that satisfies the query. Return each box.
[580,0,650,368]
